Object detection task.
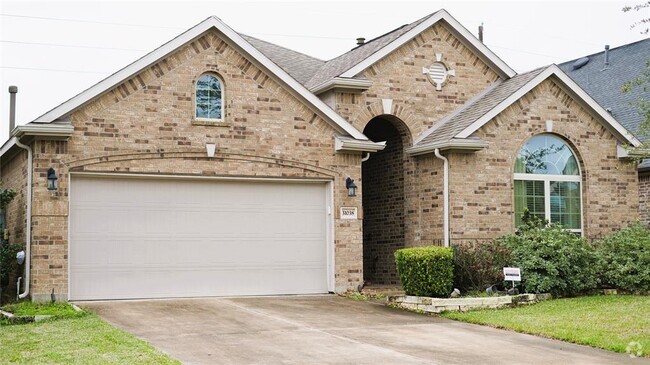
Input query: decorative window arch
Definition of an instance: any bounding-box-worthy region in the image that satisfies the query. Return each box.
[195,73,223,120]
[514,134,583,233]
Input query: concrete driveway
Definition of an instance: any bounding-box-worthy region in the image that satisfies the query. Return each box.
[79,295,644,365]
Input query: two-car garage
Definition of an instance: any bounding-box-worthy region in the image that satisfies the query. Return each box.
[69,175,331,300]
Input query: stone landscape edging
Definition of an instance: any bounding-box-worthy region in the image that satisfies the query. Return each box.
[388,293,552,313]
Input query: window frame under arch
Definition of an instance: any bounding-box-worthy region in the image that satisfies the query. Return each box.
[195,72,224,121]
[513,133,584,234]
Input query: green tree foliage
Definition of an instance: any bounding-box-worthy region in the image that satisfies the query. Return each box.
[596,223,650,292]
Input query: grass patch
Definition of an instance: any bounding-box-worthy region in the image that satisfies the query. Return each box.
[441,295,650,357]
[2,302,85,319]
[0,303,179,364]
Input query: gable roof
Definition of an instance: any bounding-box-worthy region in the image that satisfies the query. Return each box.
[409,64,641,155]
[416,67,546,147]
[29,16,368,141]
[240,34,325,85]
[305,9,516,91]
[559,38,650,143]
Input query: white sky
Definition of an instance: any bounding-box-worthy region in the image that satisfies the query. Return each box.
[0,0,648,142]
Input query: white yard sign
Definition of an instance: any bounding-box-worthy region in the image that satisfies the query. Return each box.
[503,267,521,282]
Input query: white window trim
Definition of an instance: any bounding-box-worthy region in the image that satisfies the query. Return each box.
[514,135,584,235]
[514,175,583,234]
[195,73,224,121]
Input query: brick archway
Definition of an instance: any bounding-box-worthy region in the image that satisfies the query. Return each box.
[362,114,410,286]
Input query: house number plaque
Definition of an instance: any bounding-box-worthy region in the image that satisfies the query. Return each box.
[340,207,358,220]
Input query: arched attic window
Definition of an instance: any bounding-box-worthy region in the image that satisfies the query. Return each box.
[196,73,223,120]
[514,134,582,233]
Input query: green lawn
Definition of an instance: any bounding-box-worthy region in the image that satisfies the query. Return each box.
[0,303,179,364]
[441,295,650,357]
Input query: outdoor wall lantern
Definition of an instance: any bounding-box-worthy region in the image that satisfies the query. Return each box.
[47,168,58,191]
[345,177,357,197]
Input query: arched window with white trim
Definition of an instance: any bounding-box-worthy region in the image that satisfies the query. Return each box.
[514,134,582,232]
[196,73,223,120]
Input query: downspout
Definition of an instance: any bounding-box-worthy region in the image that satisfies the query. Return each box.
[9,86,32,299]
[434,148,449,247]
[15,138,32,299]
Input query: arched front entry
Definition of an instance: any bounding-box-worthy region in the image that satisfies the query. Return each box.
[362,115,411,285]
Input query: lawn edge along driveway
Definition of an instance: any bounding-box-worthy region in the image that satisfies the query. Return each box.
[440,295,650,357]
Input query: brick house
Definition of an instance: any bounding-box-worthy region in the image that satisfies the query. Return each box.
[0,10,642,301]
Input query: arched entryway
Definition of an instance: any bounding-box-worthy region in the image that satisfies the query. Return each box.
[362,115,410,285]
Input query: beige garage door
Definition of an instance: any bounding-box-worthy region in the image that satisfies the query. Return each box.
[69,176,329,300]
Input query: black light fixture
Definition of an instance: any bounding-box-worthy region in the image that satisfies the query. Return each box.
[345,177,357,197]
[47,168,58,191]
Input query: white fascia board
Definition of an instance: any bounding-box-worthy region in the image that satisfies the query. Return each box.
[0,137,17,159]
[455,65,641,147]
[617,144,650,159]
[13,124,75,138]
[339,9,516,80]
[406,138,488,156]
[32,17,368,141]
[309,77,373,95]
[335,136,386,152]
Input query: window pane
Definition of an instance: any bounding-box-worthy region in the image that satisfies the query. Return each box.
[550,181,581,229]
[515,135,579,175]
[514,180,545,227]
[196,74,222,119]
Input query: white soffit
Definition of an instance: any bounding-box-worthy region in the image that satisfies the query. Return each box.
[339,9,516,80]
[32,17,368,141]
[455,65,641,147]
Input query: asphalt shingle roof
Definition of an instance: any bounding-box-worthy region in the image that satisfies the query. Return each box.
[559,39,650,143]
[240,34,326,85]
[417,66,547,146]
[304,12,439,89]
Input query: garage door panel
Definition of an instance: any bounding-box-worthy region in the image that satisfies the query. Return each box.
[70,177,329,300]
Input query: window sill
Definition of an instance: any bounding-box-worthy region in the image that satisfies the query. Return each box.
[191,119,230,127]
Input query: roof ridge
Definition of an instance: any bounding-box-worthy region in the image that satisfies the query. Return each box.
[560,38,650,65]
[239,33,326,63]
[325,11,438,63]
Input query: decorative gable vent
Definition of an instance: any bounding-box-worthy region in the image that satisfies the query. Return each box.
[422,53,455,91]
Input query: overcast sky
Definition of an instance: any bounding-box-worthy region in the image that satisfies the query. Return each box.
[0,0,647,142]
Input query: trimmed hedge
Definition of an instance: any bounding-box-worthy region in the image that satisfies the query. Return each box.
[596,223,650,292]
[395,246,453,297]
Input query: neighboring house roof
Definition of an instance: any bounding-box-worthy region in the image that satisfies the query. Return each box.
[305,9,516,91]
[559,39,650,172]
[409,64,641,155]
[28,16,369,141]
[559,38,650,143]
[240,34,325,85]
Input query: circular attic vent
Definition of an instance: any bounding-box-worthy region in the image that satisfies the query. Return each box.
[427,62,449,85]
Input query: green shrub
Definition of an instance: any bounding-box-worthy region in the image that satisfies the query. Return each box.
[452,241,511,292]
[498,221,598,296]
[394,246,453,297]
[0,243,22,287]
[596,223,650,292]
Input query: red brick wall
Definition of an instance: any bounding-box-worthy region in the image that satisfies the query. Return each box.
[1,150,27,246]
[362,117,406,285]
[640,172,650,226]
[18,30,365,300]
[448,78,640,242]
